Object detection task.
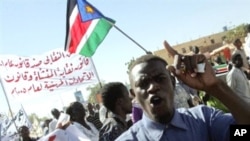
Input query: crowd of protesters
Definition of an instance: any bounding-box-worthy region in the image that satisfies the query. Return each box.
[14,25,250,141]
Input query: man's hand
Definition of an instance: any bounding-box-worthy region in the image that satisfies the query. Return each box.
[163,40,218,92]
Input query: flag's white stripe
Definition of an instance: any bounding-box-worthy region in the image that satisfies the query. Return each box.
[70,5,78,29]
[76,19,99,53]
[66,5,78,50]
[65,33,71,51]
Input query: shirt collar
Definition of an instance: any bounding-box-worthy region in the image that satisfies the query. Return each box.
[141,109,188,140]
[141,113,165,140]
[112,114,127,127]
[171,109,188,130]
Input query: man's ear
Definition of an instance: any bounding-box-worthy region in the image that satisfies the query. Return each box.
[116,98,124,107]
[170,75,176,88]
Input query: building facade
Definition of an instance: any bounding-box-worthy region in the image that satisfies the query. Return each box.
[154,31,228,64]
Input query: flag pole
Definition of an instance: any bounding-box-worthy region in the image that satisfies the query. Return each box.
[114,24,152,54]
[89,57,103,88]
[107,20,152,55]
[0,77,19,132]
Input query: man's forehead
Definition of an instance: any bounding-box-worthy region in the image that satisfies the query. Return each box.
[131,62,147,75]
[132,60,166,71]
[131,61,167,79]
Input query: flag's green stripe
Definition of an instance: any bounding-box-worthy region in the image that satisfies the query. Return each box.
[79,18,113,57]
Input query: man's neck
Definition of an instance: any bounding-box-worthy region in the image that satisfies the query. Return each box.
[114,110,127,120]
[112,113,128,128]
[157,108,175,125]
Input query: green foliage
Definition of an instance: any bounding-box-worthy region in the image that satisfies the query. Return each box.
[87,81,105,103]
[225,24,248,43]
[125,57,135,74]
[206,96,229,113]
[28,113,49,125]
[199,91,229,113]
[29,113,40,123]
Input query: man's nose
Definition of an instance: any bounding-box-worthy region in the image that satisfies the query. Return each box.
[147,81,160,94]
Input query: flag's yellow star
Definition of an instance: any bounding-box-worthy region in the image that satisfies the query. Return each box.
[85,5,94,13]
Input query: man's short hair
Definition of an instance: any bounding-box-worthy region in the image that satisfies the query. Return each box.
[51,108,59,114]
[101,82,127,113]
[129,54,168,72]
[231,53,242,64]
[18,125,29,133]
[233,38,241,45]
[66,101,86,121]
[51,108,60,119]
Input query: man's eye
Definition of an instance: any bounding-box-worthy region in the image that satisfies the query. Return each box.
[155,76,166,82]
[139,80,149,88]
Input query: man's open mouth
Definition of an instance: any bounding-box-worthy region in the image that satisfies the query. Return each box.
[150,96,163,106]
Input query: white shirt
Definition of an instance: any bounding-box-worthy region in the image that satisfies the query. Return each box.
[73,121,99,141]
[99,105,107,123]
[99,105,113,123]
[48,119,57,133]
[244,33,250,57]
[38,125,91,141]
[226,66,250,100]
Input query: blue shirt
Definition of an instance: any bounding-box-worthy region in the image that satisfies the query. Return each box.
[116,105,235,141]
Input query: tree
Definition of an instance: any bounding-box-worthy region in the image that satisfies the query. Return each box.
[125,57,135,74]
[225,24,248,43]
[87,81,105,103]
[28,113,49,137]
[199,91,229,113]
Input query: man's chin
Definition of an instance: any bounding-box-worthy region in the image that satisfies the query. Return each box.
[151,108,174,124]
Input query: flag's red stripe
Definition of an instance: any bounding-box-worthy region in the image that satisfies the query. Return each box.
[217,68,228,73]
[217,68,228,71]
[69,13,92,53]
[65,0,77,51]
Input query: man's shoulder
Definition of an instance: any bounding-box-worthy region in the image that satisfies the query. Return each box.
[233,49,241,54]
[49,119,57,125]
[101,117,117,127]
[177,105,216,115]
[100,117,126,132]
[228,67,243,77]
[99,117,129,141]
[118,120,143,132]
[177,105,233,120]
[115,121,143,141]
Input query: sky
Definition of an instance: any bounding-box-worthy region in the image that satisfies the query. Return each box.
[1,0,250,118]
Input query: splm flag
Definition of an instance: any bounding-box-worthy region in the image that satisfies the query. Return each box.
[65,0,115,57]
